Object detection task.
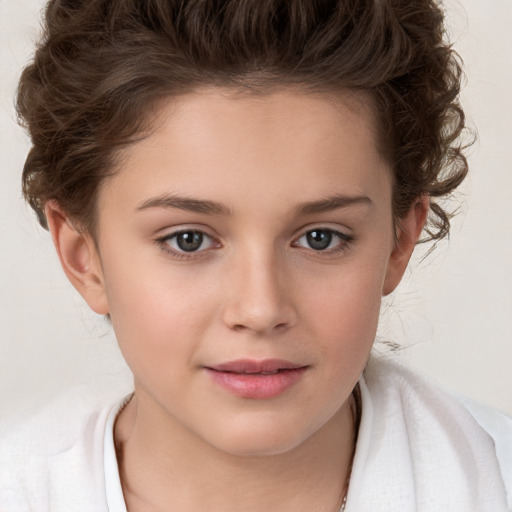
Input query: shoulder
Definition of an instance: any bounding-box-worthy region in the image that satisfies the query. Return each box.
[348,355,512,511]
[0,386,128,512]
[363,354,512,444]
[457,394,512,496]
[364,355,512,472]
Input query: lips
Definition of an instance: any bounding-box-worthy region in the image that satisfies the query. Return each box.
[209,359,305,374]
[205,359,308,399]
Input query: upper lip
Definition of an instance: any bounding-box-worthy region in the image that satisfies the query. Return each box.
[206,359,306,374]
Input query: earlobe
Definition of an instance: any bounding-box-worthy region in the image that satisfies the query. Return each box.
[382,196,429,296]
[45,201,109,315]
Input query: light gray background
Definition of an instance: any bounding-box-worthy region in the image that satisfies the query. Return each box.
[1,0,511,421]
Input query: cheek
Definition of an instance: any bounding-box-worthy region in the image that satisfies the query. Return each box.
[102,253,219,369]
[299,256,387,360]
[305,252,386,316]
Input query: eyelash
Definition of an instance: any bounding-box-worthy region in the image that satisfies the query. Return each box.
[292,228,353,255]
[156,227,353,260]
[156,229,219,260]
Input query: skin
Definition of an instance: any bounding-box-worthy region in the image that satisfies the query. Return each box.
[46,88,427,512]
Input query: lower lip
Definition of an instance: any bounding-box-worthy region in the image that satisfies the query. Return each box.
[205,367,307,399]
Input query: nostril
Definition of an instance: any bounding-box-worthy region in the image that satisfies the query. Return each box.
[228,321,289,334]
[221,284,298,333]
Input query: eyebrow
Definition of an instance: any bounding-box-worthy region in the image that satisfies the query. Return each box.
[136,192,372,216]
[136,194,232,215]
[296,194,373,215]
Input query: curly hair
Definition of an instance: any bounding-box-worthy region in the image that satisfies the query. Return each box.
[17,0,469,241]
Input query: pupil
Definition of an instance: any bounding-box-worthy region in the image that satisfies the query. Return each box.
[307,230,332,250]
[177,232,203,252]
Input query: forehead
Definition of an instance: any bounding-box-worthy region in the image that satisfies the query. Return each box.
[150,87,380,157]
[102,87,391,216]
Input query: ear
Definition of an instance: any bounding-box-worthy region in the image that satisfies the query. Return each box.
[382,196,429,296]
[45,201,109,315]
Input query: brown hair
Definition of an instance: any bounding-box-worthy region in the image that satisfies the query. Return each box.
[18,0,469,241]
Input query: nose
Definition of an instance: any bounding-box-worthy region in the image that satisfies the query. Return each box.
[221,250,297,336]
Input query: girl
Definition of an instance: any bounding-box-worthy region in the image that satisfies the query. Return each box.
[1,0,511,511]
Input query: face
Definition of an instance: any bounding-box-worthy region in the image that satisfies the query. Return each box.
[55,88,421,457]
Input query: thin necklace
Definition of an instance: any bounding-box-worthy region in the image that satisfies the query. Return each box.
[116,388,361,512]
[338,384,362,512]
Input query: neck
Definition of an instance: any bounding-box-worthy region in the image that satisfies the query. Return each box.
[115,391,357,512]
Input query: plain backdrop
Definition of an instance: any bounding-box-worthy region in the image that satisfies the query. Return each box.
[0,0,511,421]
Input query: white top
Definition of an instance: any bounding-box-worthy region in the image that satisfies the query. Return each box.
[1,355,511,511]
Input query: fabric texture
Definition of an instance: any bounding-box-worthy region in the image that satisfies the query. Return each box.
[346,357,511,511]
[1,356,510,511]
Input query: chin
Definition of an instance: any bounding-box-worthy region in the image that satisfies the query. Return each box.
[203,415,316,458]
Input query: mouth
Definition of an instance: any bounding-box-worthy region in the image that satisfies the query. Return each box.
[204,359,308,399]
[207,359,305,374]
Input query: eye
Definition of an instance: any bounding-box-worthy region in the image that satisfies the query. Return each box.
[159,230,217,254]
[294,228,351,252]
